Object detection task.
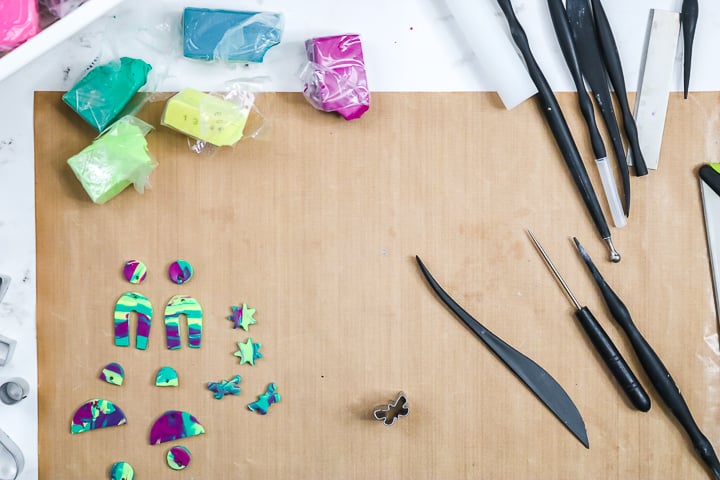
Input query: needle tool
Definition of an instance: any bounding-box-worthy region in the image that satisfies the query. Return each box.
[415,255,589,448]
[527,231,650,411]
[590,0,648,176]
[573,237,720,479]
[495,0,621,263]
[546,0,626,228]
[681,0,699,99]
[566,0,630,216]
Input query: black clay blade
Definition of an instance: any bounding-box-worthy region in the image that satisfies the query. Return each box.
[700,165,720,197]
[682,0,699,99]
[415,255,589,448]
[590,0,648,176]
[566,0,630,215]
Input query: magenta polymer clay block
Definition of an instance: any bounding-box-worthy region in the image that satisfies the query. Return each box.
[303,34,370,121]
[0,0,41,52]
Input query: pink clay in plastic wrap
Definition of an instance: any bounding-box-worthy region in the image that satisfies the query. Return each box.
[0,0,41,52]
[302,34,370,121]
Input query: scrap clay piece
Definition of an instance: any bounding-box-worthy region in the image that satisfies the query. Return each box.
[155,366,179,387]
[99,362,125,386]
[67,116,157,204]
[166,445,191,470]
[168,260,194,285]
[149,410,205,445]
[62,57,152,132]
[207,374,242,399]
[123,260,147,284]
[183,7,283,62]
[114,292,153,350]
[0,334,17,367]
[227,303,256,330]
[303,34,370,120]
[0,427,24,480]
[71,399,128,434]
[373,391,409,426]
[0,378,29,405]
[109,461,134,480]
[161,88,254,148]
[247,382,280,415]
[234,338,262,366]
[164,295,203,349]
[0,0,41,52]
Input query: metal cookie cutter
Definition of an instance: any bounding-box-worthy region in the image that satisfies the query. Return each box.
[373,391,409,426]
[0,336,16,368]
[0,275,9,304]
[0,379,29,406]
[0,428,24,480]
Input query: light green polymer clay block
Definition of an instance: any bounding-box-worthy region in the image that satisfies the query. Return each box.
[67,116,156,204]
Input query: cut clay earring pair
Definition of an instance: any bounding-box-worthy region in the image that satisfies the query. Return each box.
[122,260,194,285]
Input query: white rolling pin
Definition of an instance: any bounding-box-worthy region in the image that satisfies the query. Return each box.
[446,0,538,109]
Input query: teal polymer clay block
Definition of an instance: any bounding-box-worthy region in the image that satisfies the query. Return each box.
[62,57,152,132]
[182,7,283,63]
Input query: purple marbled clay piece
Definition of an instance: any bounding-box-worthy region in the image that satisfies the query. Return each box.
[149,410,205,445]
[168,261,193,285]
[122,260,147,284]
[71,399,127,434]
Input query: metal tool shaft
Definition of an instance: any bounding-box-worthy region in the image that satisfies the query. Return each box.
[528,230,582,309]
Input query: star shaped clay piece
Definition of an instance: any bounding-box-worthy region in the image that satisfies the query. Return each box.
[234,338,262,366]
[227,303,257,331]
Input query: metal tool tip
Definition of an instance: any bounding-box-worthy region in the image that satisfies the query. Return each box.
[604,238,621,263]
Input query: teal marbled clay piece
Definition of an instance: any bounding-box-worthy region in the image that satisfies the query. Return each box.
[207,374,242,399]
[155,366,179,387]
[164,295,203,349]
[227,303,256,330]
[114,292,153,350]
[110,461,134,480]
[234,338,262,365]
[168,260,193,285]
[248,383,280,415]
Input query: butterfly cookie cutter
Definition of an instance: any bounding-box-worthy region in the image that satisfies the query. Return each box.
[373,391,409,426]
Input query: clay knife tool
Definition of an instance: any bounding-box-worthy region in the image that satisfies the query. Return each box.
[496,0,621,263]
[546,0,625,228]
[681,0,699,99]
[565,0,630,216]
[416,255,589,448]
[528,231,650,411]
[573,237,720,479]
[590,0,648,176]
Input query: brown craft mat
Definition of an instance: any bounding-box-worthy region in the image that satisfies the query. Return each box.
[35,91,720,478]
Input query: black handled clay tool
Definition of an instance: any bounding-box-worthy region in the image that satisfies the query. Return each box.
[528,231,650,411]
[590,0,648,176]
[546,0,626,228]
[573,237,720,479]
[495,0,620,262]
[681,0,699,99]
[566,0,630,216]
[415,255,589,448]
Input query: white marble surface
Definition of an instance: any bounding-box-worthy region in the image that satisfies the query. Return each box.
[0,0,718,477]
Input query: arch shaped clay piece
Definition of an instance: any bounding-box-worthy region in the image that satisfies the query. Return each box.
[164,295,203,349]
[114,292,153,350]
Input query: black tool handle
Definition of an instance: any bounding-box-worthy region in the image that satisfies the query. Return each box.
[546,0,606,159]
[682,0,699,99]
[575,239,720,478]
[575,306,650,411]
[590,0,648,176]
[496,0,611,241]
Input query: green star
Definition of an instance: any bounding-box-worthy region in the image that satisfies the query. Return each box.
[227,303,256,331]
[234,338,262,366]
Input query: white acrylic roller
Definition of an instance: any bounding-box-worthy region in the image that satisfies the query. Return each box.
[445,0,537,109]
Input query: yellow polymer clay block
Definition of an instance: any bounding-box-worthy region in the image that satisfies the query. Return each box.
[161,88,254,147]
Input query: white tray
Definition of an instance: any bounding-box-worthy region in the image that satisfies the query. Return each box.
[0,0,126,83]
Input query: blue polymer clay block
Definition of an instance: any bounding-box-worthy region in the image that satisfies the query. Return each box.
[183,7,283,63]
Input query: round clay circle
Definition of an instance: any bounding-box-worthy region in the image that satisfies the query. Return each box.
[123,260,147,284]
[166,445,192,470]
[168,260,193,285]
[110,461,134,480]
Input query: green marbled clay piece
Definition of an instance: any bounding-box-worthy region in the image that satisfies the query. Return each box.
[63,57,152,132]
[110,461,134,480]
[155,366,179,387]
